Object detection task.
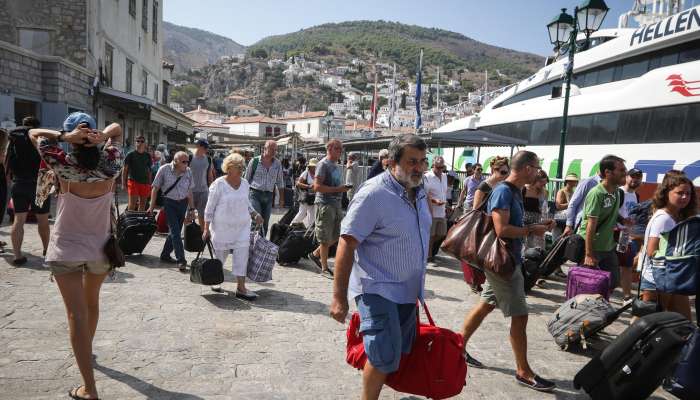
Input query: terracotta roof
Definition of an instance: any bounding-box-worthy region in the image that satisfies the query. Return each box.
[235,104,257,110]
[279,111,327,120]
[194,120,227,128]
[223,116,285,125]
[226,94,250,100]
[184,107,220,116]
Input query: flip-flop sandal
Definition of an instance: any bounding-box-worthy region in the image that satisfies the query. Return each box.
[12,257,27,266]
[68,386,99,400]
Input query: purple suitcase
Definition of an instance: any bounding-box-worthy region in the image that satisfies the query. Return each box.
[566,266,612,300]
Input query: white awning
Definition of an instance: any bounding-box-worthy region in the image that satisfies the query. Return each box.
[151,104,194,135]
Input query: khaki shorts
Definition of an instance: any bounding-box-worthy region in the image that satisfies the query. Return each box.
[48,261,111,276]
[192,191,208,216]
[315,203,343,244]
[430,217,447,237]
[480,265,528,318]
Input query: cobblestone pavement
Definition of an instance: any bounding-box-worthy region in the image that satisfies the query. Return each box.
[0,208,676,399]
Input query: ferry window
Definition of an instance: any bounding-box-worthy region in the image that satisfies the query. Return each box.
[679,47,700,63]
[583,70,598,87]
[683,104,700,142]
[596,66,614,85]
[620,58,649,80]
[591,112,619,144]
[530,119,553,145]
[513,121,532,141]
[568,115,592,145]
[616,109,649,143]
[612,65,624,82]
[647,106,687,143]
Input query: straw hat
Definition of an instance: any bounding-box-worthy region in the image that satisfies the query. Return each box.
[308,158,319,167]
[564,173,579,182]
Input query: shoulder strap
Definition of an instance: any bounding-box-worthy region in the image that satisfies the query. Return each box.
[251,156,260,177]
[163,175,183,196]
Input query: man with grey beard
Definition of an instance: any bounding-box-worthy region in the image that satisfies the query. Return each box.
[330,134,432,399]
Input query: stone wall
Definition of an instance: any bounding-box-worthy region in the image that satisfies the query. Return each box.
[0,0,87,67]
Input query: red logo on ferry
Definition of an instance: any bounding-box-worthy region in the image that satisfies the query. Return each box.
[667,74,700,97]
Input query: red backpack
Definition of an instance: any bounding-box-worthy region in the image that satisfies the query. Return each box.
[346,301,467,399]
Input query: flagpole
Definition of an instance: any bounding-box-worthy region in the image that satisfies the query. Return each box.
[389,63,396,131]
[415,49,423,134]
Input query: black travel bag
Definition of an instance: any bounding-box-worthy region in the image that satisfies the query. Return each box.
[183,222,205,252]
[190,241,224,285]
[277,227,316,265]
[522,247,546,292]
[540,234,569,277]
[270,223,291,246]
[117,211,157,255]
[573,311,695,400]
[564,234,586,264]
[279,203,299,226]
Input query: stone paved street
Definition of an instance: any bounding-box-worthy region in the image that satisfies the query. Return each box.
[0,209,676,399]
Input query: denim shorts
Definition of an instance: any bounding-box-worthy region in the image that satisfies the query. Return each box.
[640,275,656,291]
[355,293,417,374]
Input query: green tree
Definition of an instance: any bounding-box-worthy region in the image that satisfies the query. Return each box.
[251,48,268,59]
[398,80,408,91]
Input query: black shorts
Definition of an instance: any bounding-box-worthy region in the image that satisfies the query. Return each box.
[11,181,50,214]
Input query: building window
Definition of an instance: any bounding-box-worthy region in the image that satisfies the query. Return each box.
[18,28,50,55]
[152,1,158,42]
[125,59,133,93]
[307,123,311,133]
[265,126,272,137]
[274,127,280,136]
[142,0,149,31]
[129,0,136,17]
[162,80,169,104]
[103,43,114,87]
[153,83,158,102]
[141,69,148,96]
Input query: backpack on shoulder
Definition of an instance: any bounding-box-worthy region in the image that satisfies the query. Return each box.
[5,127,41,181]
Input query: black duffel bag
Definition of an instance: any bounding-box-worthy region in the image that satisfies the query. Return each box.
[190,241,224,285]
[184,222,205,252]
[564,234,585,264]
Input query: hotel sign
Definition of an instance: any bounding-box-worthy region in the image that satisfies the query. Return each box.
[630,6,700,46]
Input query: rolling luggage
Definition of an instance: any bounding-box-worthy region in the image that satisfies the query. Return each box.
[540,234,569,277]
[278,204,298,226]
[183,222,205,252]
[156,208,168,234]
[277,227,315,265]
[190,241,224,285]
[117,211,157,255]
[665,326,700,400]
[547,294,631,350]
[566,266,611,300]
[573,312,695,400]
[522,247,546,292]
[270,223,290,246]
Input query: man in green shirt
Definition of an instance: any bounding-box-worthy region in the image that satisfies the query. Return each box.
[123,136,152,211]
[577,154,627,289]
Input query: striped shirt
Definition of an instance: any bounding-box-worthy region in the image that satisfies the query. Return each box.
[152,163,194,201]
[244,157,285,193]
[343,171,432,304]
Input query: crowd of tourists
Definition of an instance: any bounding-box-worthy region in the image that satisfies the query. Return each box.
[0,114,697,399]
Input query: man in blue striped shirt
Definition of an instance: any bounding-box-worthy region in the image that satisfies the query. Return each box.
[330,134,432,399]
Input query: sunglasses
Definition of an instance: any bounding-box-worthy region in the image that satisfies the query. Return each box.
[475,168,483,172]
[178,160,189,165]
[136,140,145,143]
[498,169,509,175]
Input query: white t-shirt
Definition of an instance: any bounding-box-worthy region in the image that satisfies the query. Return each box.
[637,209,677,283]
[300,169,314,185]
[423,170,448,218]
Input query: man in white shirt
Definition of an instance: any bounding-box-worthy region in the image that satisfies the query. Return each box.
[424,156,448,262]
[618,168,642,299]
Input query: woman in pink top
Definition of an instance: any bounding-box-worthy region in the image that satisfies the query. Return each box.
[30,112,122,400]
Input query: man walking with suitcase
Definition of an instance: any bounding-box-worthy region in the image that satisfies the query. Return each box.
[459,150,557,392]
[578,155,628,290]
[245,140,285,236]
[122,135,152,211]
[330,134,432,399]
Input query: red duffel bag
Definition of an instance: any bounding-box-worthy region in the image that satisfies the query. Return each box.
[346,301,467,399]
[156,208,169,234]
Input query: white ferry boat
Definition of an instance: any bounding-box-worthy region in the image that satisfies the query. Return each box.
[437,0,700,194]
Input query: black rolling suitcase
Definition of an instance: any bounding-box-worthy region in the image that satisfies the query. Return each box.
[277,227,315,265]
[574,312,695,400]
[183,222,205,252]
[278,203,299,226]
[117,211,157,255]
[270,223,290,246]
[540,234,569,277]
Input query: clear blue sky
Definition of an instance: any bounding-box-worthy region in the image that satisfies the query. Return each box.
[162,0,698,56]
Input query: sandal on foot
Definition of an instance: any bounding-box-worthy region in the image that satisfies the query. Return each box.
[12,257,27,266]
[68,385,99,400]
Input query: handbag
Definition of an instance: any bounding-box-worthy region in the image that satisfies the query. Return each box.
[564,202,618,264]
[184,221,205,252]
[631,250,660,317]
[441,187,515,279]
[190,240,224,285]
[346,301,467,399]
[246,230,279,282]
[303,191,316,206]
[103,192,125,269]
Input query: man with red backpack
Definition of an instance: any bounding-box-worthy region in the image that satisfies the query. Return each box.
[6,116,50,265]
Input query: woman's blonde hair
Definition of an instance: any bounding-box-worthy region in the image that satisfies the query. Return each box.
[489,156,509,171]
[222,153,246,174]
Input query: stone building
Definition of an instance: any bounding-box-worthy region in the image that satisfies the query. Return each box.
[0,0,193,146]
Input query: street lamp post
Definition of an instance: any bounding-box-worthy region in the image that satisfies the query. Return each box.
[547,0,609,179]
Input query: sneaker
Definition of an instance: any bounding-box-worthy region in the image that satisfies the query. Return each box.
[464,352,485,369]
[178,261,188,272]
[321,270,333,279]
[160,255,177,264]
[308,252,323,271]
[211,285,223,293]
[235,290,258,301]
[515,374,556,392]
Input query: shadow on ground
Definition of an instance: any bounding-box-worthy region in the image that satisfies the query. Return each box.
[95,362,205,399]
[201,288,328,315]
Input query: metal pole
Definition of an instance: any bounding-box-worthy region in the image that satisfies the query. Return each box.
[557,7,578,180]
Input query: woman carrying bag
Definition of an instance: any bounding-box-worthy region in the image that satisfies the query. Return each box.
[290,157,318,228]
[29,112,123,400]
[203,153,263,299]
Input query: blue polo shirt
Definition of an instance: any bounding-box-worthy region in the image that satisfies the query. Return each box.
[342,172,432,304]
